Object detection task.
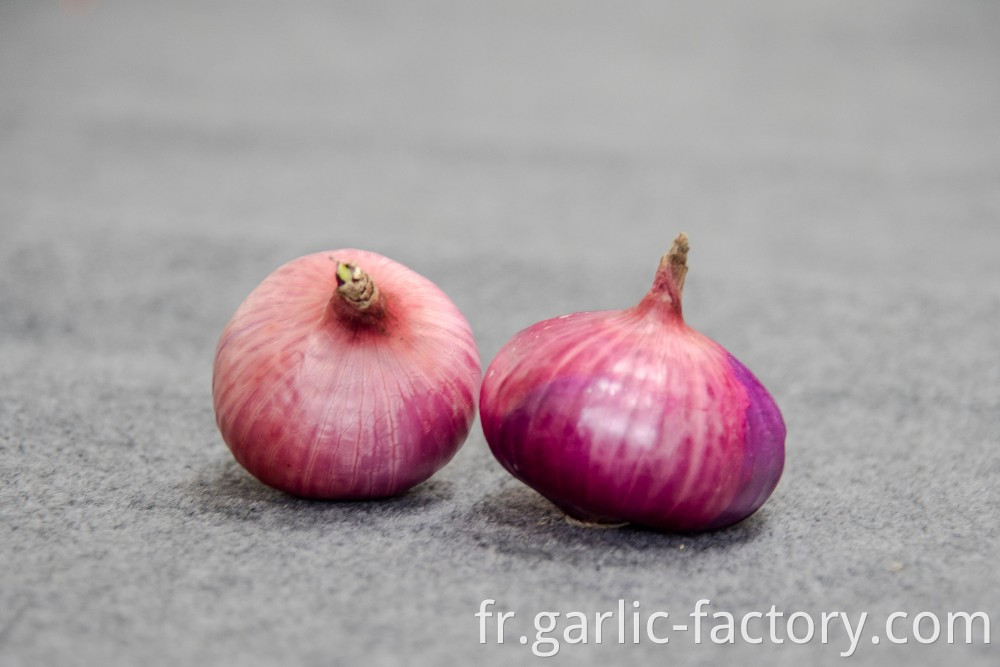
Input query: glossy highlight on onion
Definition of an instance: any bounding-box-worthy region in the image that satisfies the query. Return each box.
[212,249,481,499]
[480,234,785,532]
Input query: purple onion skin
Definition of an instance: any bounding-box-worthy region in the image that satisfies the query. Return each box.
[213,249,481,500]
[479,237,785,532]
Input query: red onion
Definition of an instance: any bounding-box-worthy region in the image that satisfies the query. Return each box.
[480,234,785,531]
[212,249,481,499]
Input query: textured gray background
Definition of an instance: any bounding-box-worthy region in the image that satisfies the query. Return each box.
[1,1,998,665]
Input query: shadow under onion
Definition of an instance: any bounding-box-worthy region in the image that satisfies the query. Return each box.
[184,457,454,529]
[471,483,769,559]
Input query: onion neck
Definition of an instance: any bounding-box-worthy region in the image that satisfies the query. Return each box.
[329,260,387,324]
[638,232,688,321]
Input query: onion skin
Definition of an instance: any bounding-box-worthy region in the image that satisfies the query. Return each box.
[212,249,481,499]
[479,235,785,532]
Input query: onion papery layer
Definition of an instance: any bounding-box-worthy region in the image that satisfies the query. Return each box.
[213,249,481,499]
[480,236,785,532]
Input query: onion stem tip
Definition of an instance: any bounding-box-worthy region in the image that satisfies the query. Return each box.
[335,261,354,287]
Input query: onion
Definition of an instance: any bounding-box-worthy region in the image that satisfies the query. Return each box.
[212,249,481,499]
[479,234,785,531]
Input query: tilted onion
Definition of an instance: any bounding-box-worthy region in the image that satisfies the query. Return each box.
[480,234,785,531]
[212,249,481,499]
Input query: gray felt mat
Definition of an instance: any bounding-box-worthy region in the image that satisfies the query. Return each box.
[1,1,998,665]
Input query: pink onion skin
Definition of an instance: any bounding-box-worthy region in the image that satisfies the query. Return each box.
[212,249,481,500]
[479,236,785,532]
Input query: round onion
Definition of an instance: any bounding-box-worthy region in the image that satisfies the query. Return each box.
[479,234,785,531]
[212,249,481,499]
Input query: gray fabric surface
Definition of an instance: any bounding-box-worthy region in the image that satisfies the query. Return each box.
[2,1,998,665]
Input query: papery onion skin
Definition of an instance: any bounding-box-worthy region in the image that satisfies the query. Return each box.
[479,235,785,532]
[212,249,481,499]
